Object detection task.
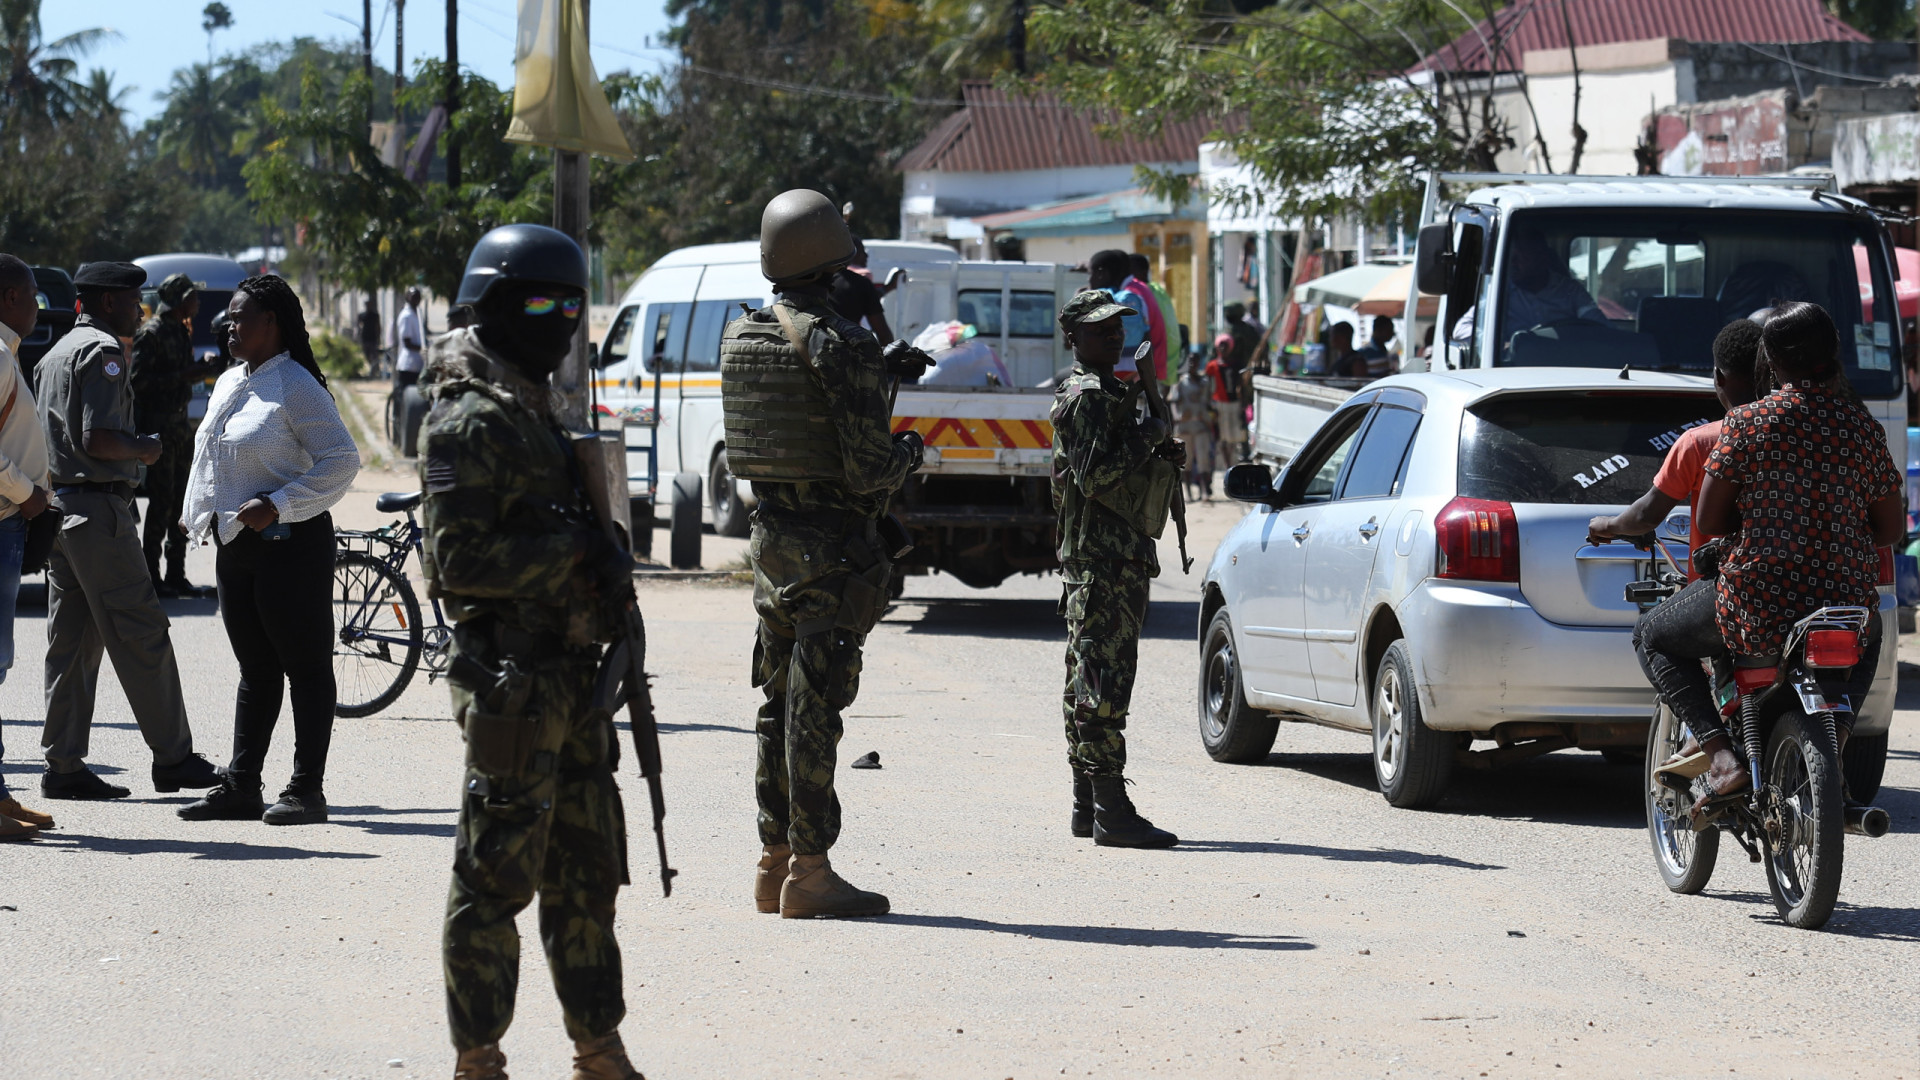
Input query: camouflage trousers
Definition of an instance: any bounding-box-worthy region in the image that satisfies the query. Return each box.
[140,420,192,579]
[750,517,888,857]
[1059,558,1153,776]
[443,641,630,1050]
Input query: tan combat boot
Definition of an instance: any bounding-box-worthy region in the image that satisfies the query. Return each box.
[0,813,37,841]
[780,853,890,919]
[755,843,792,914]
[452,1044,508,1080]
[571,1032,645,1079]
[0,797,53,829]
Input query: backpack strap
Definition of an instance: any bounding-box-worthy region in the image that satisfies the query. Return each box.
[0,362,19,432]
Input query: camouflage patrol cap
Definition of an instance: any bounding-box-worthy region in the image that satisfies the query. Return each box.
[1058,289,1136,331]
[156,272,197,312]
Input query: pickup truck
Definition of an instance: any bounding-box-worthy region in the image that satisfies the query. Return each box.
[594,241,1085,586]
[1251,173,1909,471]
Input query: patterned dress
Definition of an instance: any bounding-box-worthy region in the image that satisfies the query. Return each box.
[1704,384,1899,657]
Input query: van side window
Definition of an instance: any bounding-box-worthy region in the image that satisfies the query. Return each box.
[643,302,691,373]
[600,306,637,369]
[684,298,759,372]
[958,290,1056,338]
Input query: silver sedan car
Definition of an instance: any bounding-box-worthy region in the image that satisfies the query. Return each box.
[1196,368,1897,808]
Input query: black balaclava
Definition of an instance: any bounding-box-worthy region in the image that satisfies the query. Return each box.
[476,280,587,381]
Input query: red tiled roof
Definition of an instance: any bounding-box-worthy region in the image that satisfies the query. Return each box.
[897,81,1215,173]
[1417,0,1868,74]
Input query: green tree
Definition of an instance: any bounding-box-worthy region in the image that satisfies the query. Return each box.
[0,0,118,123]
[1026,0,1529,225]
[1827,0,1914,40]
[155,63,233,182]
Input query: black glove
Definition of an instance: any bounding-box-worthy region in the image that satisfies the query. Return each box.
[894,430,925,474]
[580,528,634,598]
[882,340,932,382]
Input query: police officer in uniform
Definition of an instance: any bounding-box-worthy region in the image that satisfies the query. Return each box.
[720,189,924,919]
[131,271,212,596]
[1052,291,1178,848]
[35,261,218,800]
[419,225,646,1080]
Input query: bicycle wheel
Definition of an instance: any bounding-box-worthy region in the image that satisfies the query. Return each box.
[333,549,423,718]
[1645,703,1717,894]
[1762,710,1845,930]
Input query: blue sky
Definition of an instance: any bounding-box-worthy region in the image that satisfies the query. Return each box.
[48,1,678,125]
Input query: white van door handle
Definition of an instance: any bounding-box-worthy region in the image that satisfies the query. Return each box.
[1358,519,1381,540]
[1292,525,1311,543]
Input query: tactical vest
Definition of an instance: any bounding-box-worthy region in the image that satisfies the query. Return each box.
[1091,456,1177,539]
[719,304,843,483]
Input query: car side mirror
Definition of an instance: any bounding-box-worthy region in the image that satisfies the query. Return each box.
[1415,222,1454,295]
[1224,462,1279,505]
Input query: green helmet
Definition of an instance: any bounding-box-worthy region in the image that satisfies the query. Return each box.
[759,189,855,284]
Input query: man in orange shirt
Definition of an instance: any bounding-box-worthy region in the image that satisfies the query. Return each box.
[1588,319,1760,778]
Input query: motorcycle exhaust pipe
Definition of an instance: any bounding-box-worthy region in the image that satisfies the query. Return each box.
[1845,804,1890,838]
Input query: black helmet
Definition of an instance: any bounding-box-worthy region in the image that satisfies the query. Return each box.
[456,223,589,306]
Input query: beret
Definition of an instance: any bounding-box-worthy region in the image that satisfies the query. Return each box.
[73,261,147,291]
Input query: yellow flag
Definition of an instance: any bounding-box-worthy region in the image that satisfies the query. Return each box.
[504,0,635,161]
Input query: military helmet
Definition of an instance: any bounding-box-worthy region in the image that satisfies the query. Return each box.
[759,189,855,283]
[455,223,589,306]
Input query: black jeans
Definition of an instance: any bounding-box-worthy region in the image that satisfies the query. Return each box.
[215,513,336,792]
[1634,577,1882,742]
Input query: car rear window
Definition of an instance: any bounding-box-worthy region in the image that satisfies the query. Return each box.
[1457,392,1719,505]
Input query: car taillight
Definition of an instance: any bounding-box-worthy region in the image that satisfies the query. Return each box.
[1805,629,1864,670]
[1435,496,1520,583]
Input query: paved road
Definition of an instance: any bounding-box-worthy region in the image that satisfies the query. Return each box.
[3,472,1917,1079]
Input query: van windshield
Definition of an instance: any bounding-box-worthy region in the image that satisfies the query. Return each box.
[1457,392,1721,505]
[1492,210,1901,399]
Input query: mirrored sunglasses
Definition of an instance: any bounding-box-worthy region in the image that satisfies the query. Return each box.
[524,296,584,318]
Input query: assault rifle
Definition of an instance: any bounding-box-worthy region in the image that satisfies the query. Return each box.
[1131,340,1193,574]
[574,433,678,898]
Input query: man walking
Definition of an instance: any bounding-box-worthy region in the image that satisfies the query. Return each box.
[1052,291,1179,849]
[395,286,425,390]
[720,189,924,919]
[421,225,647,1080]
[1128,253,1182,384]
[356,295,382,377]
[130,272,211,597]
[0,255,55,838]
[35,262,217,800]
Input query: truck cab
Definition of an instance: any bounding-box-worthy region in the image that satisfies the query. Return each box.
[1412,174,1908,463]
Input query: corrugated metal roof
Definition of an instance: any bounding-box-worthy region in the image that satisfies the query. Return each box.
[1418,0,1868,74]
[897,82,1215,174]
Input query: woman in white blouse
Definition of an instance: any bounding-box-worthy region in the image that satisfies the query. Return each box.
[178,276,359,826]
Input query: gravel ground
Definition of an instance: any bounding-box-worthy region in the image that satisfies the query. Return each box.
[1,470,1915,1079]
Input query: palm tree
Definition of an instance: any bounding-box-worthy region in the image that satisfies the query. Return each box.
[155,63,234,182]
[77,66,130,127]
[0,0,118,123]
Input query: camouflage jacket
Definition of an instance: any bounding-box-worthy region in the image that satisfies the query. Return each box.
[1051,362,1159,570]
[725,286,911,521]
[130,315,202,428]
[417,328,602,642]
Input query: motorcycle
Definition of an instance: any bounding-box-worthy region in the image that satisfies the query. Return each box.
[1625,530,1890,930]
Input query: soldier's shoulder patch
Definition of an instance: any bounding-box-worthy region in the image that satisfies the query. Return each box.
[102,354,124,377]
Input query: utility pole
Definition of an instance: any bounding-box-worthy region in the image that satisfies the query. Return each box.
[362,0,373,132]
[445,0,460,189]
[554,0,592,428]
[395,0,407,124]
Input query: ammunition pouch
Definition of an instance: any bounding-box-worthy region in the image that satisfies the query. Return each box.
[1090,457,1177,539]
[762,511,894,639]
[462,705,542,778]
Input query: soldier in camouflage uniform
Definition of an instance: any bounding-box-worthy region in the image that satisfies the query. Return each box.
[1052,291,1180,849]
[720,189,925,919]
[131,272,211,596]
[420,225,647,1080]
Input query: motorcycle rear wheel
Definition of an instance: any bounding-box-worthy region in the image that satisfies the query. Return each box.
[1645,703,1717,894]
[1762,710,1845,930]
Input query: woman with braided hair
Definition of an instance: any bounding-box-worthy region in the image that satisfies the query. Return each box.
[178,275,360,825]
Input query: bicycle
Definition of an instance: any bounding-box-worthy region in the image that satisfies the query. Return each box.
[333,491,451,717]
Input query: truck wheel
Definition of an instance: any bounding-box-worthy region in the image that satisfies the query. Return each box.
[710,449,752,538]
[669,472,702,570]
[398,385,428,458]
[1371,641,1453,809]
[1198,608,1279,763]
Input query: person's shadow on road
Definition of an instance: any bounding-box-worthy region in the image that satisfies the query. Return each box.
[28,833,378,860]
[880,913,1312,951]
